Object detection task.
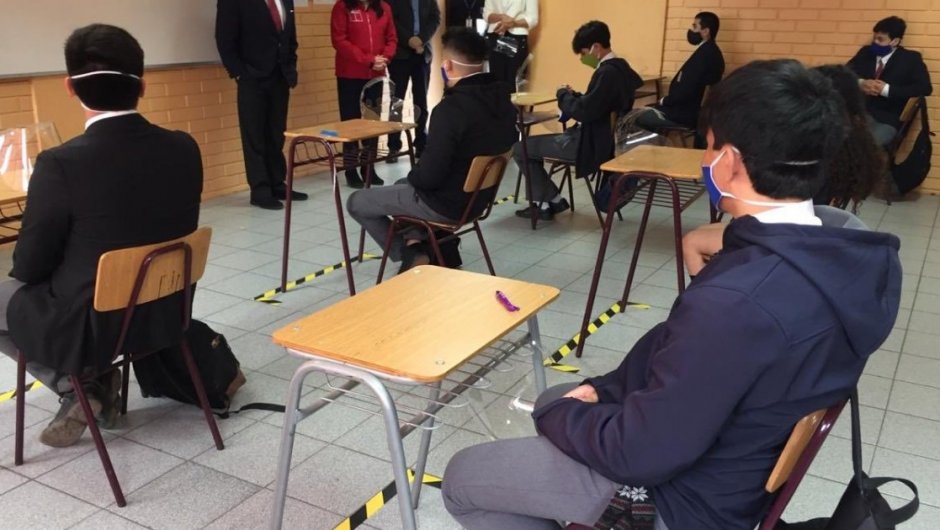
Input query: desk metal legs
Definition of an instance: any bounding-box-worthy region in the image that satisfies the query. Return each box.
[574,174,687,359]
[270,358,418,530]
[527,316,548,395]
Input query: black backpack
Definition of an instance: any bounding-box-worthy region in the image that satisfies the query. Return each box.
[891,97,933,195]
[133,320,245,410]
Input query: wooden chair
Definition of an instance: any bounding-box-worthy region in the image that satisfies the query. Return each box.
[14,226,223,507]
[883,97,922,205]
[377,151,512,282]
[758,401,846,529]
[563,401,845,530]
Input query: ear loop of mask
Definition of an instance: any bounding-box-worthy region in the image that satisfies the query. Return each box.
[69,70,142,112]
[443,59,486,83]
[713,147,821,208]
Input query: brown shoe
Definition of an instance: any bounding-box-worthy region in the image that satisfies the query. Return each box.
[39,392,101,448]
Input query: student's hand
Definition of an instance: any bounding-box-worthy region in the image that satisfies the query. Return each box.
[871,79,887,96]
[860,79,881,96]
[494,14,515,35]
[683,222,727,276]
[563,384,599,403]
[408,36,423,51]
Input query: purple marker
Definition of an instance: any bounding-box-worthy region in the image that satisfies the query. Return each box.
[495,290,520,312]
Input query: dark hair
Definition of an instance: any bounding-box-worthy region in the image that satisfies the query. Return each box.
[812,65,885,210]
[696,12,720,40]
[873,16,905,40]
[701,59,848,200]
[344,0,383,17]
[442,27,488,63]
[571,21,611,54]
[65,24,144,110]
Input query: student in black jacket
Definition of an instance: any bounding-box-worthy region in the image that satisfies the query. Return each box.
[637,12,724,131]
[847,16,933,146]
[216,0,304,210]
[0,25,203,448]
[386,0,441,159]
[514,21,643,221]
[347,28,517,271]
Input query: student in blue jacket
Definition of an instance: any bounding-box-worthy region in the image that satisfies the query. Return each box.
[442,59,902,530]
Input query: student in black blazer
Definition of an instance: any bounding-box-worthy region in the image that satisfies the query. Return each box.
[0,25,203,448]
[386,0,441,159]
[216,0,304,210]
[446,0,483,29]
[847,16,933,146]
[637,12,724,132]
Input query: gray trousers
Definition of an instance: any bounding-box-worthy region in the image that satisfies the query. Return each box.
[635,108,684,131]
[867,115,897,147]
[442,383,669,530]
[346,181,453,262]
[513,133,579,203]
[0,279,65,392]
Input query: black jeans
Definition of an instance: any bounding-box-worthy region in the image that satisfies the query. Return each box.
[387,54,430,152]
[236,74,290,199]
[337,77,383,179]
[487,34,528,93]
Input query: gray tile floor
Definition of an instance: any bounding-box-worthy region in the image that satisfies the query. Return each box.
[1,161,939,529]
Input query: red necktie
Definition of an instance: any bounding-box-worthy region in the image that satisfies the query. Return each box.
[874,58,884,80]
[267,0,283,32]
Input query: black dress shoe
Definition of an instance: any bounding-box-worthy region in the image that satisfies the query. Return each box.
[365,173,385,186]
[385,148,402,163]
[273,189,309,201]
[250,197,284,210]
[346,173,364,189]
[515,204,554,221]
[398,243,431,274]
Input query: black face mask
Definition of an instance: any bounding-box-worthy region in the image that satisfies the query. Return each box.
[687,29,704,45]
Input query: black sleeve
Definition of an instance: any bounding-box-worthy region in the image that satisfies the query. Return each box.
[887,52,933,100]
[407,102,461,190]
[215,0,245,79]
[11,151,70,284]
[846,46,869,78]
[557,68,618,124]
[421,0,441,43]
[661,52,708,108]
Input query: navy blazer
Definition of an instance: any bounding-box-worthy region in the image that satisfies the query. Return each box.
[388,0,441,61]
[660,39,724,128]
[216,0,299,87]
[847,45,932,128]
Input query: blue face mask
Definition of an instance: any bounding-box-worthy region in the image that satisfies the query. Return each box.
[871,42,893,57]
[440,66,448,85]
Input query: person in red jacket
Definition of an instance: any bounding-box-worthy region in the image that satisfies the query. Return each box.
[331,0,398,188]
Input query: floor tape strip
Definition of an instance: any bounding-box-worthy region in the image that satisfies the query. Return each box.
[254,253,380,304]
[545,301,651,373]
[0,379,44,404]
[334,470,442,530]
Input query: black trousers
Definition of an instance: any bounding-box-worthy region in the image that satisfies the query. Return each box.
[236,74,290,199]
[337,77,382,178]
[486,34,528,93]
[387,54,430,152]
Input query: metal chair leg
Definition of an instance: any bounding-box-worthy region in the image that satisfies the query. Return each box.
[411,382,441,509]
[72,375,127,507]
[15,352,25,466]
[120,357,131,415]
[179,340,224,450]
[474,223,497,276]
[513,168,522,203]
[526,317,548,394]
[619,179,659,306]
[376,219,399,284]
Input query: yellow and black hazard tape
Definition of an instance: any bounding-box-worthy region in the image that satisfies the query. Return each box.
[334,469,442,530]
[544,301,651,373]
[493,194,516,206]
[0,380,43,404]
[254,253,380,304]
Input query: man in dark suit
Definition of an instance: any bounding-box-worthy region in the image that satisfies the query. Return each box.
[0,24,203,448]
[216,0,305,210]
[386,0,441,160]
[847,16,933,146]
[637,11,724,132]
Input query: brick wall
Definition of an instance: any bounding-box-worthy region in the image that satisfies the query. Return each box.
[663,0,940,193]
[0,3,339,200]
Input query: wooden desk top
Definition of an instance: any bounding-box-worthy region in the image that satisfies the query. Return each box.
[641,75,666,82]
[272,266,560,383]
[601,145,704,180]
[285,119,415,143]
[512,92,557,107]
[0,170,28,207]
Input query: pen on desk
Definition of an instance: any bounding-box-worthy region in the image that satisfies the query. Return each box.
[495,290,520,312]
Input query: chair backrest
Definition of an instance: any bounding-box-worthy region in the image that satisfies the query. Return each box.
[888,97,922,157]
[94,226,212,312]
[758,401,846,530]
[456,150,513,226]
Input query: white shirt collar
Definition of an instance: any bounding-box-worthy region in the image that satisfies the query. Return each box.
[879,48,896,65]
[752,199,822,226]
[84,110,139,130]
[599,51,616,64]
